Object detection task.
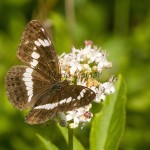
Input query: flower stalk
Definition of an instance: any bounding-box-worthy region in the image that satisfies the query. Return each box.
[68,127,73,150]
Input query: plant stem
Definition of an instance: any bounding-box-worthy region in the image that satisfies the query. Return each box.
[68,127,73,150]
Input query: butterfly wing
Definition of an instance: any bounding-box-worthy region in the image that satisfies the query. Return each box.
[6,20,60,110]
[5,66,50,110]
[17,20,60,82]
[25,85,96,124]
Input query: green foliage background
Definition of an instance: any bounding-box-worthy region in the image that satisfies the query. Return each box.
[0,0,150,149]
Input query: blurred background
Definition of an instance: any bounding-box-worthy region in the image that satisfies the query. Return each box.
[0,0,150,150]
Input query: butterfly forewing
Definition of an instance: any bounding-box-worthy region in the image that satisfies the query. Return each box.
[25,85,96,124]
[17,20,60,82]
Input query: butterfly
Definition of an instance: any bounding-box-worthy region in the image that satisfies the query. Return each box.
[5,20,96,125]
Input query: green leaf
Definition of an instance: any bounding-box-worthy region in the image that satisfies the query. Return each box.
[58,126,84,150]
[36,134,59,150]
[90,74,127,150]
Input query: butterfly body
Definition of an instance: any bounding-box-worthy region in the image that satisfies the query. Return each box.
[5,20,96,124]
[50,80,69,91]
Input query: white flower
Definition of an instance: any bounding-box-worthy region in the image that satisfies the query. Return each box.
[59,41,112,78]
[91,85,106,103]
[66,104,92,128]
[102,77,116,94]
[58,41,116,128]
[70,61,82,75]
[66,110,80,128]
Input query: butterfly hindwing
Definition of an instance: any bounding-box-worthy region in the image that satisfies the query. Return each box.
[58,85,96,111]
[5,65,50,110]
[25,85,96,124]
[17,20,60,82]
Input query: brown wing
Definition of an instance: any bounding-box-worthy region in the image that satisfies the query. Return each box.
[17,20,61,83]
[5,66,50,110]
[25,85,96,124]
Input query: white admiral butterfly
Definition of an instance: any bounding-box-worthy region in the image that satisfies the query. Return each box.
[5,20,96,124]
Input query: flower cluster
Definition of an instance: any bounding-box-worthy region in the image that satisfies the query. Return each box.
[58,41,116,128]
